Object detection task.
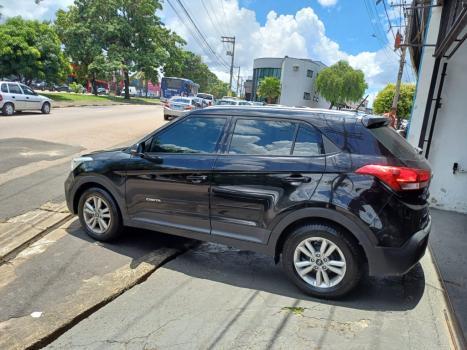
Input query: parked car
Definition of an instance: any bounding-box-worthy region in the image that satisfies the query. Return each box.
[30,81,47,91]
[54,84,71,93]
[120,86,137,97]
[163,96,202,120]
[65,106,432,298]
[1,81,52,116]
[197,93,214,106]
[96,87,108,95]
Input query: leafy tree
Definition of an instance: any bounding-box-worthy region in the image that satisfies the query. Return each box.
[0,17,70,84]
[315,60,367,109]
[257,76,281,104]
[373,83,415,119]
[55,6,103,94]
[206,80,230,99]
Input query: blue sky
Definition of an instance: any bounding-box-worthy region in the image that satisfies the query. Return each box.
[1,0,413,105]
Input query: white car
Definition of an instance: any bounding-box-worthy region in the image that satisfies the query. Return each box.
[196,93,214,106]
[0,81,52,116]
[163,96,202,120]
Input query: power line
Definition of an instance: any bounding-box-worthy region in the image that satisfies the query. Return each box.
[166,0,230,71]
[201,0,224,38]
[381,0,396,40]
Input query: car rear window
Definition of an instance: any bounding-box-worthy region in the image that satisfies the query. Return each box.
[369,126,419,160]
[171,98,190,104]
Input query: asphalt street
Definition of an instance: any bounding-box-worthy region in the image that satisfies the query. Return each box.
[0,105,165,220]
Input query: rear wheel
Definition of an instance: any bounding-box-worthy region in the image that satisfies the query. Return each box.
[2,103,15,116]
[78,188,123,241]
[282,223,363,299]
[41,102,51,114]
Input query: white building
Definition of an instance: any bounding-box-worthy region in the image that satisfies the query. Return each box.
[252,57,329,108]
[406,0,467,213]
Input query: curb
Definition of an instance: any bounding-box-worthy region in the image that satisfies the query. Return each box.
[428,244,466,350]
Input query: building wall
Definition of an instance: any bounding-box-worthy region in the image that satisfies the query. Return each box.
[407,6,467,213]
[252,57,328,107]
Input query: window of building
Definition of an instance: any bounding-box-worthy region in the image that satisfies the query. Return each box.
[303,92,311,100]
[292,125,324,156]
[229,119,296,156]
[149,116,226,154]
[307,69,313,78]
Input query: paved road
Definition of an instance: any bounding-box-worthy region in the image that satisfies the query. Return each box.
[0,105,165,220]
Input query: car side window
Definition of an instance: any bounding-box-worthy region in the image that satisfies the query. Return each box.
[229,118,296,155]
[1,84,7,93]
[292,124,324,156]
[149,116,227,154]
[8,84,22,94]
[20,84,35,96]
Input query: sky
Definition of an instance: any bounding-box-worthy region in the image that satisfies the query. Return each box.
[0,0,415,106]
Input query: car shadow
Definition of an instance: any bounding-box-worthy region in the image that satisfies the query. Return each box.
[66,220,426,312]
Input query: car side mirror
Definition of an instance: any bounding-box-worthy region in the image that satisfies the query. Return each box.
[130,143,145,157]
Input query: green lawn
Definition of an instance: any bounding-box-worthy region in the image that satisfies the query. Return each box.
[41,92,160,105]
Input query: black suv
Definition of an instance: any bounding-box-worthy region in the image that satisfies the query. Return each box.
[65,107,431,298]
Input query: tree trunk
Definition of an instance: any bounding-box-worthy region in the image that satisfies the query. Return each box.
[91,73,97,96]
[329,101,334,109]
[124,70,130,100]
[145,79,148,98]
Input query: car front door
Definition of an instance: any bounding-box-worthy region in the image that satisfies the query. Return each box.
[125,114,228,236]
[19,84,42,109]
[7,83,26,110]
[210,118,326,244]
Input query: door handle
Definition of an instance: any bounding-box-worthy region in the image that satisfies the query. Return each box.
[26,97,29,99]
[283,175,311,184]
[186,175,207,184]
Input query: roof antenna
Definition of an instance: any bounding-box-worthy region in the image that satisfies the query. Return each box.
[355,95,369,113]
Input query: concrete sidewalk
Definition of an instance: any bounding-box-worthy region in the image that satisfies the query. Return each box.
[47,242,454,350]
[429,208,467,344]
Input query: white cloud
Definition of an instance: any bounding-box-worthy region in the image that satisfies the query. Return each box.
[0,0,74,21]
[317,0,338,7]
[162,1,411,106]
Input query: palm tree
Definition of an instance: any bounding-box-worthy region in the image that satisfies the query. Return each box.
[257,76,281,104]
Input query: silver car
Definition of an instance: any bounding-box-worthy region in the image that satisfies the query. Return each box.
[163,96,202,120]
[0,81,52,116]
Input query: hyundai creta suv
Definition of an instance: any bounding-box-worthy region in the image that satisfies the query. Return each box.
[65,106,432,298]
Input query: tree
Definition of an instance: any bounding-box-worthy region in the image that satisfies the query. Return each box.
[257,76,281,104]
[55,6,103,94]
[315,60,367,109]
[0,17,70,84]
[373,83,415,119]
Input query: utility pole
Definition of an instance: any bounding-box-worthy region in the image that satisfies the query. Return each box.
[221,36,236,94]
[236,66,241,96]
[390,3,412,128]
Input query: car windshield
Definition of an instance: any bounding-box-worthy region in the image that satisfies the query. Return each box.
[197,94,212,100]
[170,98,191,104]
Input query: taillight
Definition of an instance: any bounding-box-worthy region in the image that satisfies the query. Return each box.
[184,105,193,110]
[164,102,170,108]
[0,94,2,102]
[355,164,431,191]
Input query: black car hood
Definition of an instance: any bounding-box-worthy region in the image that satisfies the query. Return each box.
[84,147,128,159]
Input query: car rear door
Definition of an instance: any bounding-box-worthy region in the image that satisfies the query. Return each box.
[7,83,26,110]
[125,114,228,236]
[210,117,326,244]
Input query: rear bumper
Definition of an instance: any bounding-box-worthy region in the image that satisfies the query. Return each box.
[368,216,431,276]
[163,107,189,118]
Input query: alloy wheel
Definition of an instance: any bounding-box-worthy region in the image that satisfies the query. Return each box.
[83,195,112,235]
[293,237,347,289]
[5,104,14,116]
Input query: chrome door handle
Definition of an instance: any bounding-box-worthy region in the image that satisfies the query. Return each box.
[283,175,311,184]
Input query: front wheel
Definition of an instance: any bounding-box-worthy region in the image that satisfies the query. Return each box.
[282,223,363,299]
[41,102,51,114]
[78,188,123,241]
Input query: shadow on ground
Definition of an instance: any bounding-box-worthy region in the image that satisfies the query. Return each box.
[68,220,426,313]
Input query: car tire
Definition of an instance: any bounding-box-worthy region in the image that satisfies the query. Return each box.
[2,102,15,116]
[41,102,51,114]
[282,223,363,299]
[78,187,123,241]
